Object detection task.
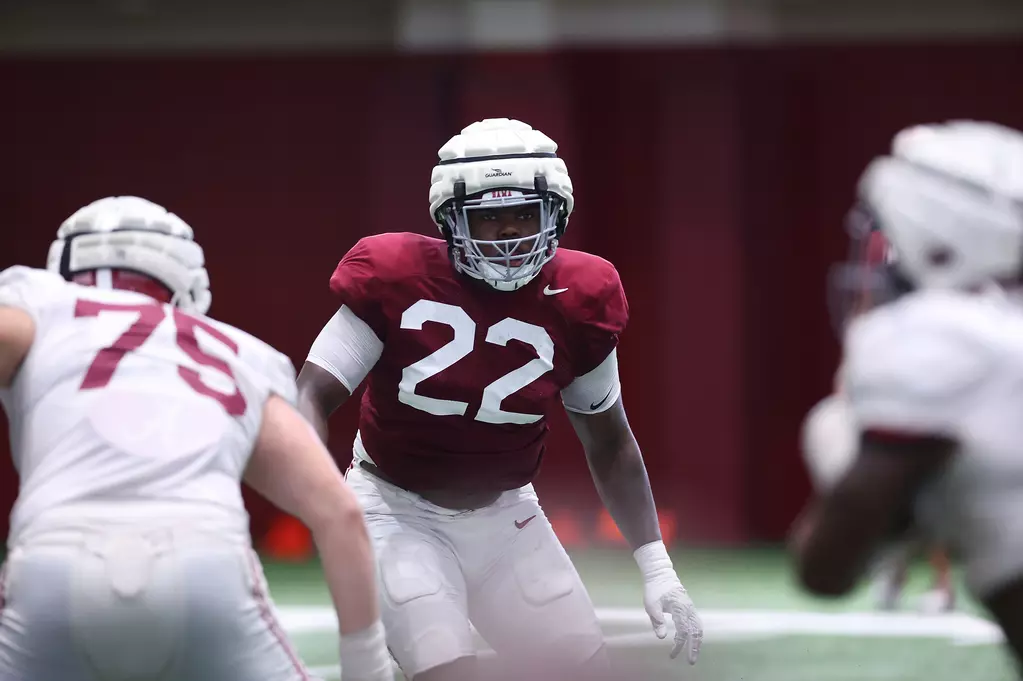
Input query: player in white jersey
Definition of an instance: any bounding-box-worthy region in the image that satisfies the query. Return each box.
[791,121,1023,670]
[830,224,956,614]
[0,196,392,681]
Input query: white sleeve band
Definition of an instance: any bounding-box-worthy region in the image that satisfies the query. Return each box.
[338,619,393,681]
[634,540,674,580]
[305,305,383,392]
[561,348,621,414]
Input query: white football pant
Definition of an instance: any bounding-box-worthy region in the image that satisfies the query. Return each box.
[346,464,607,679]
[0,516,317,681]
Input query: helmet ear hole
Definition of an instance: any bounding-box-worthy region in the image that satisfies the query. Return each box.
[927,246,955,268]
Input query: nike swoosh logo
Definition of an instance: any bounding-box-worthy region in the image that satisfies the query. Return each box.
[543,285,569,296]
[514,515,537,530]
[589,387,614,411]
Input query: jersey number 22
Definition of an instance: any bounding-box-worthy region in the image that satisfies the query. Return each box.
[398,300,553,425]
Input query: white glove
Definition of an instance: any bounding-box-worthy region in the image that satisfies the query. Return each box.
[634,540,703,664]
[801,393,859,492]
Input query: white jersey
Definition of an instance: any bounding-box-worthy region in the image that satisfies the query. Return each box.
[0,266,297,544]
[842,286,1023,598]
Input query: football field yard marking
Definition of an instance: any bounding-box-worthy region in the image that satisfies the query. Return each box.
[282,605,1004,678]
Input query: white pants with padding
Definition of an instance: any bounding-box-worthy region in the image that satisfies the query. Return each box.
[0,513,316,681]
[346,465,606,679]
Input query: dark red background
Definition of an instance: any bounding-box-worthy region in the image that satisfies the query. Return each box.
[2,42,1022,543]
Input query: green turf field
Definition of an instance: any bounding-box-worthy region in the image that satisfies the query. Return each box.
[266,547,1019,680]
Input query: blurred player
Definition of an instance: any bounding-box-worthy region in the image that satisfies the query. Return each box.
[791,121,1023,669]
[833,221,956,614]
[297,118,703,681]
[0,197,392,681]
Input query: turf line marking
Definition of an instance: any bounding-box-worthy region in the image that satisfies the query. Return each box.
[280,606,1002,645]
[286,605,1005,678]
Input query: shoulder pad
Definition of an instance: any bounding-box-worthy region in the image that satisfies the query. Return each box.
[330,239,376,294]
[264,349,298,405]
[842,292,996,436]
[554,251,629,375]
[329,233,439,289]
[0,266,67,315]
[207,318,298,406]
[589,260,628,333]
[327,234,445,340]
[328,237,388,339]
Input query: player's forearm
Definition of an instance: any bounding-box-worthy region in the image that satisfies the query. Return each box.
[311,513,393,681]
[296,391,331,443]
[789,500,866,597]
[309,508,381,635]
[296,362,354,444]
[587,439,662,550]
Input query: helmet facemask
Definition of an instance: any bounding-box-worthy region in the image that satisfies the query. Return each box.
[827,203,914,334]
[437,175,567,291]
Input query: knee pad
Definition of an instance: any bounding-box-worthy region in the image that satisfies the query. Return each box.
[512,539,576,607]
[377,537,474,678]
[379,536,445,606]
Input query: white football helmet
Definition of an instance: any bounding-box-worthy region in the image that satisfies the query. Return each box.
[46,196,212,314]
[429,118,574,291]
[858,120,1023,291]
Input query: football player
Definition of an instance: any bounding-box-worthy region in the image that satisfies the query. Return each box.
[0,197,392,681]
[297,118,703,681]
[831,221,956,614]
[791,120,1023,668]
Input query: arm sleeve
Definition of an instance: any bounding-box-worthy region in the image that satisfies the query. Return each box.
[561,348,621,414]
[306,305,384,392]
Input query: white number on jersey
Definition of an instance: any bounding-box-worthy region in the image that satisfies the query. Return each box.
[396,300,554,424]
[398,301,476,417]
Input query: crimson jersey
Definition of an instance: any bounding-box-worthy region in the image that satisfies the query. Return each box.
[328,232,628,493]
